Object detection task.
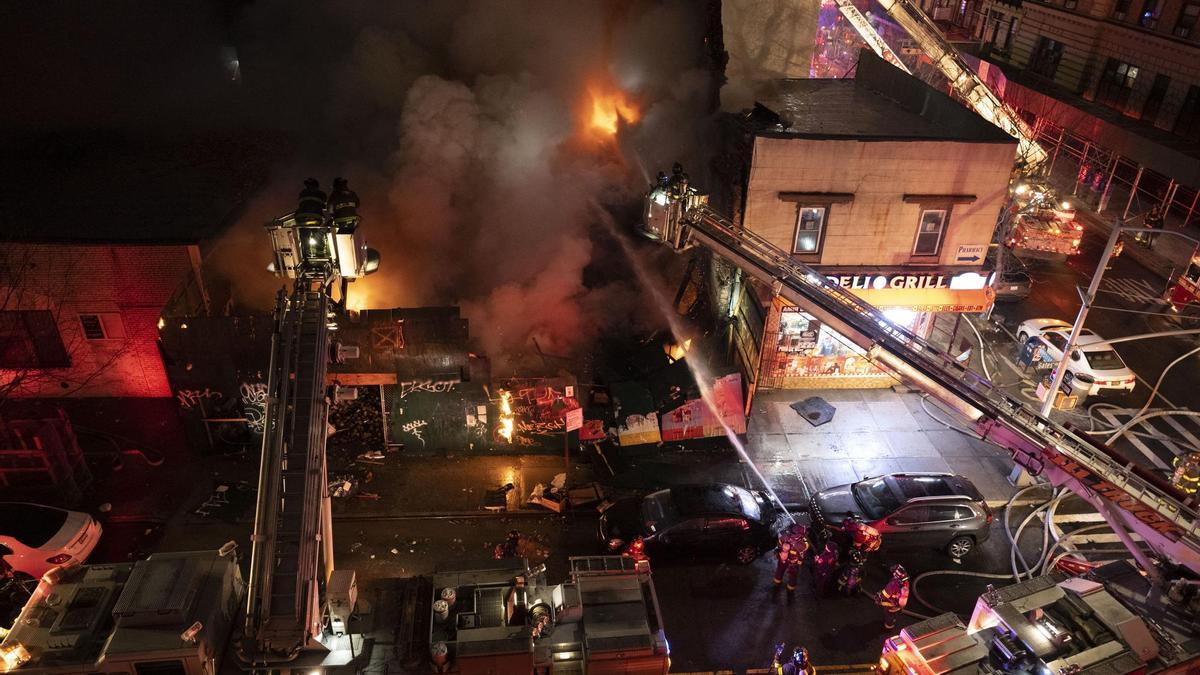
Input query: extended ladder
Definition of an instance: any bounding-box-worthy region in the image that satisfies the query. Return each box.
[659,202,1200,574]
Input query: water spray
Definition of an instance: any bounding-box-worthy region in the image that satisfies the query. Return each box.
[593,202,797,524]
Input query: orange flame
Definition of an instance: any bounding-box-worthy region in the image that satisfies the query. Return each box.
[585,81,638,138]
[498,390,515,443]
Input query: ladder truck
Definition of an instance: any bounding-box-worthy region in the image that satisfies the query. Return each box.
[642,179,1200,581]
[238,205,379,670]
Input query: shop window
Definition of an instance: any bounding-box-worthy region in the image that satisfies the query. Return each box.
[767,309,905,380]
[1028,37,1064,79]
[1175,85,1200,141]
[1141,74,1170,124]
[0,310,70,369]
[913,209,949,256]
[1175,3,1200,37]
[78,313,126,341]
[792,205,827,255]
[1095,58,1138,111]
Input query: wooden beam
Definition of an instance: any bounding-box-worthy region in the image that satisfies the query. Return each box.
[327,372,397,385]
[778,192,855,204]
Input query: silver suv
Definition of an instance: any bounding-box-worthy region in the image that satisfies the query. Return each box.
[809,472,992,559]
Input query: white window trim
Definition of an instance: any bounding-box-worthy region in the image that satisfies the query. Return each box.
[78,312,126,341]
[913,208,949,256]
[792,205,828,255]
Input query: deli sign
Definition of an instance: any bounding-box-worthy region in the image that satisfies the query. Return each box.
[1045,446,1184,541]
[826,271,987,291]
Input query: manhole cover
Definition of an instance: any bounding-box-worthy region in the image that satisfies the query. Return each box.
[790,397,836,427]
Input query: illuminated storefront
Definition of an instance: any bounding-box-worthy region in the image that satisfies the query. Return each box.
[759,270,994,389]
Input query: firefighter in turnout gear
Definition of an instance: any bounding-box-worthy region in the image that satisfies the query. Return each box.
[836,548,866,596]
[773,523,809,592]
[811,540,839,596]
[1173,451,1200,499]
[296,178,327,225]
[328,177,360,232]
[874,564,910,629]
[844,512,882,555]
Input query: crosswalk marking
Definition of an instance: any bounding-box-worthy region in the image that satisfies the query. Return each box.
[1097,277,1160,303]
[1097,408,1170,470]
[1163,415,1200,450]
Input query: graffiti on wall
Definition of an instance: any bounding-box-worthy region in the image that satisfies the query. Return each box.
[176,388,222,410]
[400,419,429,447]
[398,378,460,399]
[240,382,269,433]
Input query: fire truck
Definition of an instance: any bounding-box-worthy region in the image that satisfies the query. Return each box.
[1166,254,1200,312]
[877,561,1200,674]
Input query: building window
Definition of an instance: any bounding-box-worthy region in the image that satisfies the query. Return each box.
[1095,58,1139,111]
[1176,85,1200,141]
[1028,37,1064,78]
[792,206,828,255]
[1139,0,1160,26]
[0,310,71,369]
[1113,0,1131,19]
[1175,3,1200,36]
[913,209,949,256]
[1141,74,1171,124]
[1064,0,1078,8]
[78,313,125,341]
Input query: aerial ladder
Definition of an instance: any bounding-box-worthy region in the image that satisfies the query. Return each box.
[238,202,379,669]
[830,0,1048,171]
[643,183,1200,580]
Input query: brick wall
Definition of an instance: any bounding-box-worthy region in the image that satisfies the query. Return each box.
[743,137,1016,267]
[1,243,201,398]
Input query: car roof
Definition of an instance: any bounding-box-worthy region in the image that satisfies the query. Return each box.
[669,484,751,517]
[886,474,984,503]
[1073,333,1110,348]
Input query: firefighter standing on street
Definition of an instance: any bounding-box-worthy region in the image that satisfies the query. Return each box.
[296,178,327,225]
[1173,452,1200,503]
[328,177,361,232]
[770,644,815,675]
[774,523,809,592]
[811,540,839,596]
[874,564,911,630]
[835,548,866,596]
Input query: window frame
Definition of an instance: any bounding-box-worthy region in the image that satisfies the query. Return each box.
[0,310,71,369]
[1175,85,1200,141]
[1175,3,1200,37]
[791,203,830,257]
[1095,58,1139,110]
[912,208,950,257]
[77,312,125,342]
[1029,36,1065,78]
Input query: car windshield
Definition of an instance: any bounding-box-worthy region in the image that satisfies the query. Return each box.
[1083,349,1126,370]
[0,503,70,548]
[641,490,680,533]
[725,485,764,522]
[851,479,902,520]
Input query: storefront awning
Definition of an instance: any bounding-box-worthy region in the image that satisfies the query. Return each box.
[849,286,994,312]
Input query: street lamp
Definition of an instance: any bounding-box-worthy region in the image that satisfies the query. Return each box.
[1038,220,1200,417]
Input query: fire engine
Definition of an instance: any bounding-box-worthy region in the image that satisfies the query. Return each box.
[1166,254,1200,312]
[877,561,1200,674]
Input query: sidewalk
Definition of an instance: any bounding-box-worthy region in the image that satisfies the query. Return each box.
[746,388,1021,506]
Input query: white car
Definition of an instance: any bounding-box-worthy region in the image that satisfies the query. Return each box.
[1016,318,1137,396]
[0,502,101,579]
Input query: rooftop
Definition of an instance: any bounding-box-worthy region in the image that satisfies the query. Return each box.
[751,50,1016,144]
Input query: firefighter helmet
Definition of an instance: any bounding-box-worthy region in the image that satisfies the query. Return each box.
[304,177,319,188]
[333,176,348,188]
[891,564,908,581]
[791,646,810,668]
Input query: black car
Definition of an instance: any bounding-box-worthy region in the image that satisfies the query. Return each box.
[598,484,780,564]
[810,472,992,559]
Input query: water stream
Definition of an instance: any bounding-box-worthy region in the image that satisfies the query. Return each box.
[595,204,796,523]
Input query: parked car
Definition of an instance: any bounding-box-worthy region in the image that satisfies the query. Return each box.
[0,502,102,579]
[992,257,1033,302]
[1015,318,1137,396]
[598,484,780,564]
[809,473,991,559]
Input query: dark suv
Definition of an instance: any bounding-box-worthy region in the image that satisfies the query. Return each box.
[809,473,992,559]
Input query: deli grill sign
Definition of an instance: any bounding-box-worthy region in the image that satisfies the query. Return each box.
[827,272,971,291]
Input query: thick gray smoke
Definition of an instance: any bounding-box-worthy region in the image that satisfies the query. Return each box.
[166,1,716,369]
